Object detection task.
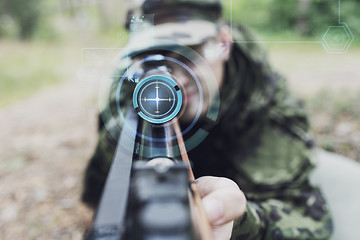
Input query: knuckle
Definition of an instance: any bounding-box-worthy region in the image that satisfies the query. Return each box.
[218,177,240,191]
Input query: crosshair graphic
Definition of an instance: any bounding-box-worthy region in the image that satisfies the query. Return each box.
[102,46,219,156]
[133,75,182,124]
[140,81,175,116]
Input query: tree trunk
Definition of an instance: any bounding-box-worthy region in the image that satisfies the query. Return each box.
[295,0,312,36]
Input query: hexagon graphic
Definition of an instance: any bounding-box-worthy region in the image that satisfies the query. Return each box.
[322,23,354,53]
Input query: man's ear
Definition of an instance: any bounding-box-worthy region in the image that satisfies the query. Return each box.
[218,25,233,61]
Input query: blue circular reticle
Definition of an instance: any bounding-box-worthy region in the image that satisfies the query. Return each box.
[133,75,182,124]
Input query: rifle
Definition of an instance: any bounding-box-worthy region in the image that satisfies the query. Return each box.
[86,58,213,240]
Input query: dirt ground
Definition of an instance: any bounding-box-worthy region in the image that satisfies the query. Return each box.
[0,79,98,239]
[0,45,359,239]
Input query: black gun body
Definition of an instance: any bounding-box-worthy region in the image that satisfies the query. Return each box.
[88,109,196,240]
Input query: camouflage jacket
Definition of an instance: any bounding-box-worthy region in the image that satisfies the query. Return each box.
[82,26,333,240]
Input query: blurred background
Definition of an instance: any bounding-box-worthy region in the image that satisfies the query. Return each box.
[0,0,359,239]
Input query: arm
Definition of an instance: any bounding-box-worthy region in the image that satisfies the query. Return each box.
[198,65,333,239]
[225,46,333,239]
[232,182,332,240]
[229,119,333,239]
[195,165,332,240]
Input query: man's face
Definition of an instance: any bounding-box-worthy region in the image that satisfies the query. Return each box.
[166,34,231,122]
[131,27,232,123]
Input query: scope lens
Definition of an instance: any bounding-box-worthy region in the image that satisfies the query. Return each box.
[133,75,182,124]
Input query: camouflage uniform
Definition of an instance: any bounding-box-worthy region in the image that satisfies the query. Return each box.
[82,0,333,239]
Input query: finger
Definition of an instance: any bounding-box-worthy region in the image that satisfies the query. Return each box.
[196,176,246,226]
[196,176,238,197]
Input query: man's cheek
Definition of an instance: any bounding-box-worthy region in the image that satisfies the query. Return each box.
[181,94,202,120]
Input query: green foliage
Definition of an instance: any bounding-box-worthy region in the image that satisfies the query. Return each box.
[0,15,18,38]
[1,0,42,40]
[267,0,297,33]
[224,0,360,42]
[0,41,70,108]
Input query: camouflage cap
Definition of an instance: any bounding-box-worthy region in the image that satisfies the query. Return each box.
[125,0,223,55]
[128,0,222,25]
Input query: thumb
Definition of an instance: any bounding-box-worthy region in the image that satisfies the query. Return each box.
[197,176,246,226]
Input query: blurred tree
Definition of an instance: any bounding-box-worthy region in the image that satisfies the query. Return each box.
[267,0,297,34]
[97,0,127,29]
[295,0,312,36]
[1,0,42,40]
[225,0,360,40]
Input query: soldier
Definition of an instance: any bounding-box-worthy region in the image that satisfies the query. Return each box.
[82,0,333,239]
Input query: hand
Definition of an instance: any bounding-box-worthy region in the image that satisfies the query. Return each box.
[197,176,247,240]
